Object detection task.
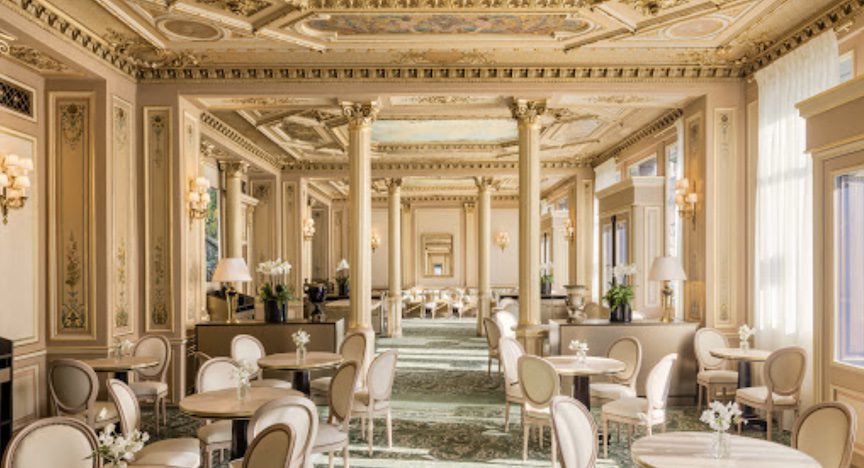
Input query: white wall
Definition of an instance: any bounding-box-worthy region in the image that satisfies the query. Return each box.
[371,208,388,289]
[413,208,463,288]
[490,208,519,288]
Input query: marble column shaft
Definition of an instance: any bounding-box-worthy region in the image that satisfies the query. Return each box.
[387,178,403,337]
[220,161,248,259]
[475,177,494,336]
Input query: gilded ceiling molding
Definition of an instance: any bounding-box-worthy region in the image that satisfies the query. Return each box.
[592,107,683,166]
[307,0,688,12]
[510,98,547,125]
[200,112,283,168]
[8,44,72,73]
[283,159,588,172]
[103,29,203,69]
[0,29,12,54]
[370,194,519,203]
[375,142,512,152]
[340,100,381,129]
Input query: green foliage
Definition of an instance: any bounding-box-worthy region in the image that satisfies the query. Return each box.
[259,282,293,305]
[540,274,554,285]
[603,282,635,309]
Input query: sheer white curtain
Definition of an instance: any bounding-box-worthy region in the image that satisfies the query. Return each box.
[754,31,839,404]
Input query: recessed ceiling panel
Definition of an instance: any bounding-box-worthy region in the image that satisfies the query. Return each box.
[372,119,516,143]
[304,14,592,36]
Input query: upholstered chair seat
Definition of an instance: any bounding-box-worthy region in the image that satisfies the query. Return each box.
[601,398,667,423]
[697,369,738,384]
[735,346,807,440]
[251,378,293,389]
[314,423,349,447]
[792,402,856,468]
[694,328,739,410]
[129,380,168,397]
[312,361,361,467]
[311,332,368,404]
[1,417,101,468]
[197,420,232,444]
[736,386,798,406]
[589,383,637,402]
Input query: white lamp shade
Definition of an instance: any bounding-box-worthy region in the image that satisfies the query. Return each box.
[212,258,252,283]
[648,256,687,281]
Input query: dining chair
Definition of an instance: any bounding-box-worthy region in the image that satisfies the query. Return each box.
[239,395,318,468]
[231,334,293,389]
[693,328,738,411]
[106,378,201,467]
[482,318,502,376]
[517,355,560,465]
[128,335,171,435]
[736,346,807,440]
[498,336,525,432]
[493,310,517,339]
[601,353,678,457]
[551,396,598,468]
[1,417,100,468]
[792,401,856,468]
[351,350,399,455]
[232,424,296,468]
[590,336,642,406]
[48,358,119,430]
[311,361,360,468]
[311,332,367,401]
[196,357,240,468]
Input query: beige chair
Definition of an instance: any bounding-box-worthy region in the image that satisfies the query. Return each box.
[128,335,171,435]
[551,396,598,468]
[694,328,738,411]
[311,361,361,468]
[602,353,678,457]
[231,334,293,389]
[196,357,240,468]
[736,346,807,440]
[233,424,296,468]
[231,395,318,468]
[482,318,502,376]
[107,378,201,467]
[792,401,856,468]
[311,332,367,401]
[493,310,517,339]
[352,350,398,455]
[590,336,642,406]
[517,355,559,464]
[498,336,525,432]
[1,417,100,468]
[48,358,119,429]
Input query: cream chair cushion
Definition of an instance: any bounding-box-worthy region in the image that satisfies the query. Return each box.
[4,418,99,468]
[133,438,201,467]
[697,370,738,384]
[736,386,798,406]
[251,378,292,389]
[129,381,168,397]
[590,383,636,401]
[197,420,232,444]
[601,398,666,423]
[524,402,552,419]
[314,423,348,447]
[353,390,390,411]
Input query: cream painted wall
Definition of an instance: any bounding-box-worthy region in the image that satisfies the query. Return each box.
[489,208,519,288]
[371,208,388,289]
[412,207,463,288]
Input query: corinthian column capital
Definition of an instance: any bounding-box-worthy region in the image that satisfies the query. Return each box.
[340,101,381,129]
[474,176,499,191]
[218,160,249,178]
[510,99,547,126]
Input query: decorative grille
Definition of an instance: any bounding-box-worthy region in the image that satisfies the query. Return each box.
[0,77,34,119]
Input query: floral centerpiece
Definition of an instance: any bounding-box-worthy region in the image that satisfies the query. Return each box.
[234,359,257,401]
[257,259,293,324]
[603,263,637,323]
[335,259,350,296]
[293,329,310,361]
[568,339,589,364]
[90,423,149,468]
[738,324,756,351]
[111,338,134,359]
[540,262,554,296]
[700,401,744,459]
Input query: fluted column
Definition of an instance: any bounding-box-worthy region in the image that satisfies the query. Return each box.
[511,99,546,355]
[475,177,495,336]
[386,178,403,337]
[341,101,380,338]
[220,161,248,258]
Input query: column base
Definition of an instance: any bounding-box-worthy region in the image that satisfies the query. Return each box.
[515,324,546,356]
[387,297,403,338]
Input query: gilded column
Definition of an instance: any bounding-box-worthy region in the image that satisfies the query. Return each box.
[511,99,546,355]
[220,161,248,259]
[387,178,403,337]
[475,177,495,336]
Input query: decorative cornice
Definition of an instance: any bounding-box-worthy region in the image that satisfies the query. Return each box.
[375,141,512,152]
[282,159,590,172]
[307,0,688,12]
[371,194,519,203]
[200,112,283,168]
[592,107,683,166]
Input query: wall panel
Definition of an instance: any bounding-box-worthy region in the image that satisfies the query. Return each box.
[111,96,134,336]
[144,107,173,332]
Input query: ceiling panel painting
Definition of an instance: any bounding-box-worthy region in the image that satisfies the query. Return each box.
[303,14,594,36]
[372,119,517,143]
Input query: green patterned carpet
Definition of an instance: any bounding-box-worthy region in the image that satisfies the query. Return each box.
[147,318,790,467]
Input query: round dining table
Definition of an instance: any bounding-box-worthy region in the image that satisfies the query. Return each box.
[709,347,772,428]
[179,386,302,459]
[81,356,159,384]
[257,351,342,395]
[546,355,625,410]
[630,431,820,467]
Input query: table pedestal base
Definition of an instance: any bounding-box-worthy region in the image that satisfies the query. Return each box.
[231,419,249,460]
[737,360,767,431]
[571,376,591,410]
[293,370,311,396]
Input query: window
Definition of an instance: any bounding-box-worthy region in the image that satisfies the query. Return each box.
[839,51,854,83]
[628,154,658,177]
[834,170,864,368]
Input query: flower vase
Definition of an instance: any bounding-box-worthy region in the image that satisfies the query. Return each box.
[237,380,251,402]
[296,346,307,362]
[739,340,750,351]
[576,351,587,365]
[710,431,731,459]
[106,463,129,468]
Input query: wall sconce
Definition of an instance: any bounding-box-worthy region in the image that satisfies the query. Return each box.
[494,231,510,251]
[0,153,33,225]
[563,218,575,242]
[371,232,381,252]
[675,178,698,226]
[187,177,211,220]
[302,217,316,241]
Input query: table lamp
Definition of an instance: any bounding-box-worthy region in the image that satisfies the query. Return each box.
[212,257,252,324]
[648,256,687,323]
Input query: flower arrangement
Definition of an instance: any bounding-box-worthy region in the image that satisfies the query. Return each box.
[234,359,257,401]
[90,423,149,468]
[293,329,310,360]
[111,338,134,359]
[540,262,554,285]
[738,324,756,351]
[603,263,638,314]
[335,259,350,295]
[568,339,589,363]
[257,259,294,306]
[700,401,744,459]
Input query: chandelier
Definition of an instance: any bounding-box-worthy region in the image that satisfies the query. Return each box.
[0,153,33,225]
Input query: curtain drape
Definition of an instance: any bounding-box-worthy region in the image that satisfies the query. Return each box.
[754,31,839,405]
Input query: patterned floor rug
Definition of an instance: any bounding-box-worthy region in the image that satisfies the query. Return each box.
[147,318,789,467]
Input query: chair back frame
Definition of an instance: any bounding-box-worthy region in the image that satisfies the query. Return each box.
[483,318,501,353]
[764,346,807,398]
[242,423,296,468]
[606,336,642,387]
[48,359,99,424]
[517,355,560,410]
[694,328,730,372]
[499,337,524,392]
[1,417,100,468]
[248,396,318,468]
[645,353,678,414]
[328,361,360,431]
[551,396,598,468]
[196,357,239,393]
[231,334,267,379]
[133,335,171,382]
[791,401,856,468]
[106,378,142,435]
[367,350,399,403]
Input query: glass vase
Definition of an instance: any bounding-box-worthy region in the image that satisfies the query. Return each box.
[105,461,129,468]
[710,431,731,459]
[296,346,307,362]
[237,381,251,402]
[739,340,750,351]
[576,351,587,365]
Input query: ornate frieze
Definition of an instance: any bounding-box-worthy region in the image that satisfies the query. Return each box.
[103,29,202,69]
[282,158,589,173]
[200,112,283,169]
[9,45,71,73]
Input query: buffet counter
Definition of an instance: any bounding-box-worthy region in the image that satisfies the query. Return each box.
[195,319,345,358]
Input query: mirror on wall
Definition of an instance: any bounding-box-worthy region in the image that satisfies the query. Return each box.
[422,233,453,277]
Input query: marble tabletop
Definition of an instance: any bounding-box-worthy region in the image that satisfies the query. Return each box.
[710,347,772,362]
[547,356,626,377]
[631,431,819,467]
[258,351,343,371]
[179,387,302,419]
[81,356,159,372]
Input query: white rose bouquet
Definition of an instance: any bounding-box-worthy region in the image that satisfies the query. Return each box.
[90,423,149,468]
[111,338,134,359]
[700,400,744,432]
[234,359,257,401]
[293,329,311,361]
[568,339,589,363]
[738,324,756,350]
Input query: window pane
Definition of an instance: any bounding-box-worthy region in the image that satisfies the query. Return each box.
[834,170,864,368]
[628,155,658,177]
[839,52,854,83]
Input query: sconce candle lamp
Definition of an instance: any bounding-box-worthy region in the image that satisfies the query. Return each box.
[0,153,34,225]
[563,218,575,242]
[302,217,316,241]
[675,178,698,226]
[187,176,211,220]
[371,232,381,252]
[494,231,510,251]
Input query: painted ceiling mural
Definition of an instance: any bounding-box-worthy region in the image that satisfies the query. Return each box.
[304,14,592,36]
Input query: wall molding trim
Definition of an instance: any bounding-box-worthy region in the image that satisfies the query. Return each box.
[593,108,683,167]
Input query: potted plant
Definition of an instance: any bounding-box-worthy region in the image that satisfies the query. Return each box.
[335,259,350,297]
[540,262,554,296]
[604,263,637,323]
[257,259,293,323]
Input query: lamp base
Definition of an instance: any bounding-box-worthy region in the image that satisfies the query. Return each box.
[659,282,675,323]
[226,287,240,324]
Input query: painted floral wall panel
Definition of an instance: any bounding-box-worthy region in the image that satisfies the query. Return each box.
[112,97,133,336]
[52,95,94,339]
[145,107,172,332]
[183,112,202,323]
